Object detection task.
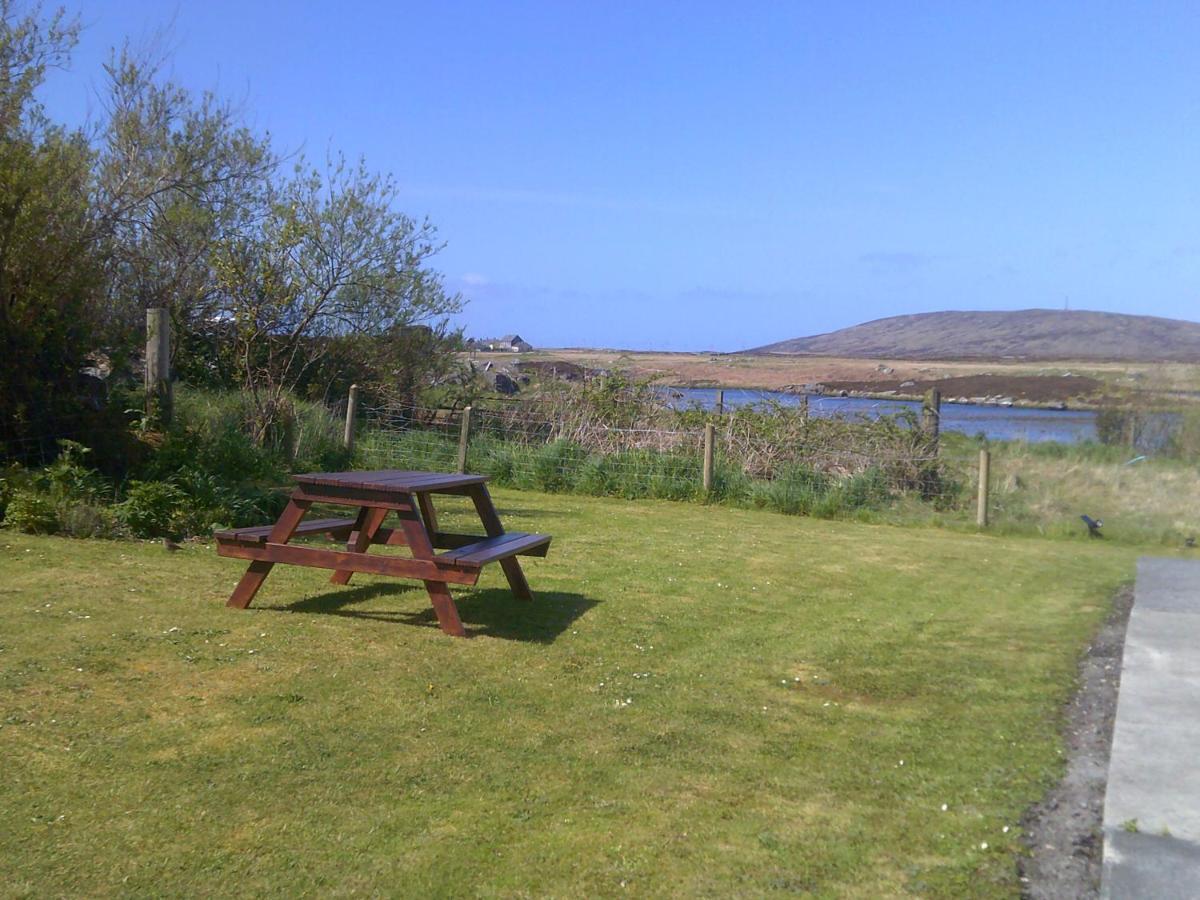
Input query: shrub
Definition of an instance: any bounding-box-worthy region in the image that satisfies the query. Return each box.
[0,463,35,520]
[42,440,110,502]
[4,489,59,533]
[57,501,123,539]
[117,481,189,538]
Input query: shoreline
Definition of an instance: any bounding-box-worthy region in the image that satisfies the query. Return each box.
[659,381,1091,411]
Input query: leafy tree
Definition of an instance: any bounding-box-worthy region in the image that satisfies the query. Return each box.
[213,155,462,442]
[93,46,277,373]
[0,2,106,457]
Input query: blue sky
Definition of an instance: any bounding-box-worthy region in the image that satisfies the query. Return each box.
[40,1,1200,350]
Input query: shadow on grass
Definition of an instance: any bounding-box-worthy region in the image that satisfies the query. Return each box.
[271,584,598,643]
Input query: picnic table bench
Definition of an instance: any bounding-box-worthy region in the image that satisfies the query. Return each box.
[214,470,551,636]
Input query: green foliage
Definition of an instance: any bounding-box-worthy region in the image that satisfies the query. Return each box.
[2,488,58,533]
[530,440,587,493]
[117,481,189,538]
[57,500,123,539]
[751,464,831,516]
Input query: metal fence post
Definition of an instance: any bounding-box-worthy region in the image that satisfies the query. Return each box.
[703,423,715,494]
[457,406,473,474]
[343,384,359,453]
[977,448,990,528]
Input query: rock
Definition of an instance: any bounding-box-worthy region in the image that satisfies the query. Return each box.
[491,371,519,395]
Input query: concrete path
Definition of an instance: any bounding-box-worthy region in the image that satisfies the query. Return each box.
[1102,558,1200,899]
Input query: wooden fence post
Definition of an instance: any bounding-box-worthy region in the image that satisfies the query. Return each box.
[343,384,359,453]
[457,405,473,474]
[922,388,941,447]
[702,423,715,494]
[145,307,171,428]
[716,389,725,415]
[976,448,990,528]
[800,395,809,422]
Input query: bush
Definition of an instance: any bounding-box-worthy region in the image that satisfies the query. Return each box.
[0,463,35,521]
[4,489,59,533]
[58,501,123,539]
[117,481,189,538]
[42,440,110,502]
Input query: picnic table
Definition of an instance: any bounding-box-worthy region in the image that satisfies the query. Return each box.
[214,470,552,636]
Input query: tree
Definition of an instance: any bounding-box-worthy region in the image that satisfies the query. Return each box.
[93,47,277,375]
[0,2,107,457]
[213,155,462,442]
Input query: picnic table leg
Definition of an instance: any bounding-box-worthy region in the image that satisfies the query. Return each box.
[330,506,388,586]
[468,484,533,601]
[416,491,439,536]
[423,579,466,637]
[226,498,311,609]
[394,494,467,636]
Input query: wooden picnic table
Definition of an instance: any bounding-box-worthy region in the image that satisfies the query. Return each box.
[214,470,552,636]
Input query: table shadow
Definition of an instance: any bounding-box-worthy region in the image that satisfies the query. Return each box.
[270,585,598,643]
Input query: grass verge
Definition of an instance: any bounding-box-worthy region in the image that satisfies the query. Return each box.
[1,489,1139,896]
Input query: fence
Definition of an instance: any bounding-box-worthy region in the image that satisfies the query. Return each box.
[355,400,964,516]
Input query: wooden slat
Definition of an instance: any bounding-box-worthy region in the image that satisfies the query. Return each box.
[292,469,489,492]
[216,540,481,585]
[292,483,419,510]
[439,532,551,566]
[215,517,357,544]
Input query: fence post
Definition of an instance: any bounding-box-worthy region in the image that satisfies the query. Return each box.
[702,423,715,494]
[343,384,359,453]
[800,394,809,422]
[976,448,990,528]
[457,405,473,474]
[922,388,941,448]
[716,389,725,415]
[145,307,171,428]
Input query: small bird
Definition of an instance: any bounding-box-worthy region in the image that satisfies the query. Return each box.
[1080,515,1103,538]
[1186,535,1196,549]
[162,537,182,552]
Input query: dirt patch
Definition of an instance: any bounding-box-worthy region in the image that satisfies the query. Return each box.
[1018,583,1133,899]
[817,374,1104,405]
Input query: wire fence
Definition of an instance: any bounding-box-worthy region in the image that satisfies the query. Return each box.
[6,394,1197,543]
[357,402,962,513]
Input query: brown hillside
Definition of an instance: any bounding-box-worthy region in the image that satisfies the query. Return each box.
[750,309,1200,362]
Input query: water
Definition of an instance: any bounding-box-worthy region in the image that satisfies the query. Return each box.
[663,387,1099,444]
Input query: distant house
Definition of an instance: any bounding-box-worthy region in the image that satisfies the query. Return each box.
[468,334,533,352]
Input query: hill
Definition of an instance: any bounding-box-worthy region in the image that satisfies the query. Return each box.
[749,309,1200,361]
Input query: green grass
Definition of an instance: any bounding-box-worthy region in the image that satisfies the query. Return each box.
[1,490,1139,896]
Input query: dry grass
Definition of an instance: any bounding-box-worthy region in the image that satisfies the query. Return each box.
[482,349,1200,399]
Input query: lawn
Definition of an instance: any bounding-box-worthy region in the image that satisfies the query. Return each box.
[1,489,1137,897]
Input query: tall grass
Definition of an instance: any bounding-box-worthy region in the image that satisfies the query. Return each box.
[357,428,910,519]
[170,387,350,477]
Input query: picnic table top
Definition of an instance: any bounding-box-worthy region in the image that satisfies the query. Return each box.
[292,469,489,493]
